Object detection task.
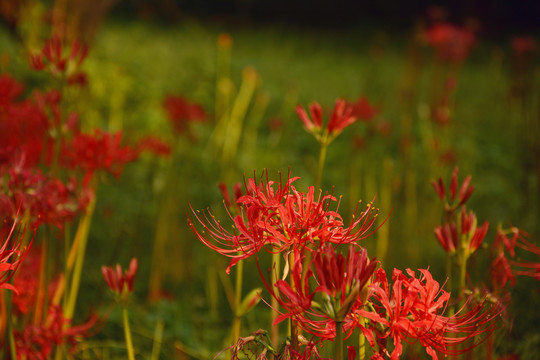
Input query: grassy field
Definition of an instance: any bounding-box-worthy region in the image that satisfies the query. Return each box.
[1,13,539,359]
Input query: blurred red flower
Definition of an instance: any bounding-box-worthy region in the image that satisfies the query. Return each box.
[102,257,138,295]
[163,95,207,135]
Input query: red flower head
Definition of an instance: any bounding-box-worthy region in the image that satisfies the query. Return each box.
[296,99,357,144]
[30,35,88,84]
[14,305,97,358]
[431,166,474,208]
[163,95,207,135]
[1,167,89,229]
[424,22,476,62]
[348,96,379,121]
[61,130,140,184]
[312,244,377,321]
[102,257,138,301]
[357,268,500,360]
[434,222,458,253]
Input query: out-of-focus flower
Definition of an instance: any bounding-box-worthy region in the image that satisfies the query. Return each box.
[348,96,379,121]
[30,36,88,84]
[423,22,476,62]
[61,130,139,184]
[431,166,474,208]
[14,305,97,358]
[102,257,138,296]
[511,36,537,55]
[163,95,207,135]
[296,99,357,141]
[434,222,458,253]
[0,167,88,229]
[491,227,540,288]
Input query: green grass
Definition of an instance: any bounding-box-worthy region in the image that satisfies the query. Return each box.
[1,15,538,359]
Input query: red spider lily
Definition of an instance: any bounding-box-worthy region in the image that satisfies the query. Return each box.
[12,245,42,314]
[431,166,474,208]
[30,35,88,83]
[134,136,172,157]
[61,130,139,184]
[262,245,377,341]
[423,22,476,62]
[0,167,88,229]
[460,208,489,253]
[0,76,51,168]
[238,173,380,252]
[189,172,382,273]
[491,227,540,287]
[434,223,458,253]
[187,202,266,275]
[296,99,357,141]
[312,244,377,321]
[357,268,499,360]
[0,220,33,294]
[163,95,207,135]
[13,305,97,359]
[348,96,379,121]
[0,73,24,107]
[102,257,138,295]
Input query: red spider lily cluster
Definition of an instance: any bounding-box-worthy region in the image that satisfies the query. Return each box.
[0,35,170,358]
[190,171,500,359]
[431,166,540,359]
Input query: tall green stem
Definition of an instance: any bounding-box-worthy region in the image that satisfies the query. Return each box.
[315,142,328,190]
[335,321,344,360]
[271,251,281,348]
[229,259,244,359]
[64,180,97,320]
[445,253,452,293]
[358,317,366,360]
[288,252,299,353]
[122,306,136,360]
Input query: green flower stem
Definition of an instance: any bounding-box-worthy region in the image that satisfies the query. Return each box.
[288,251,299,353]
[271,251,281,347]
[150,318,164,360]
[315,141,328,190]
[123,306,136,360]
[335,321,344,360]
[64,180,97,320]
[358,317,366,360]
[229,258,244,359]
[445,253,452,293]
